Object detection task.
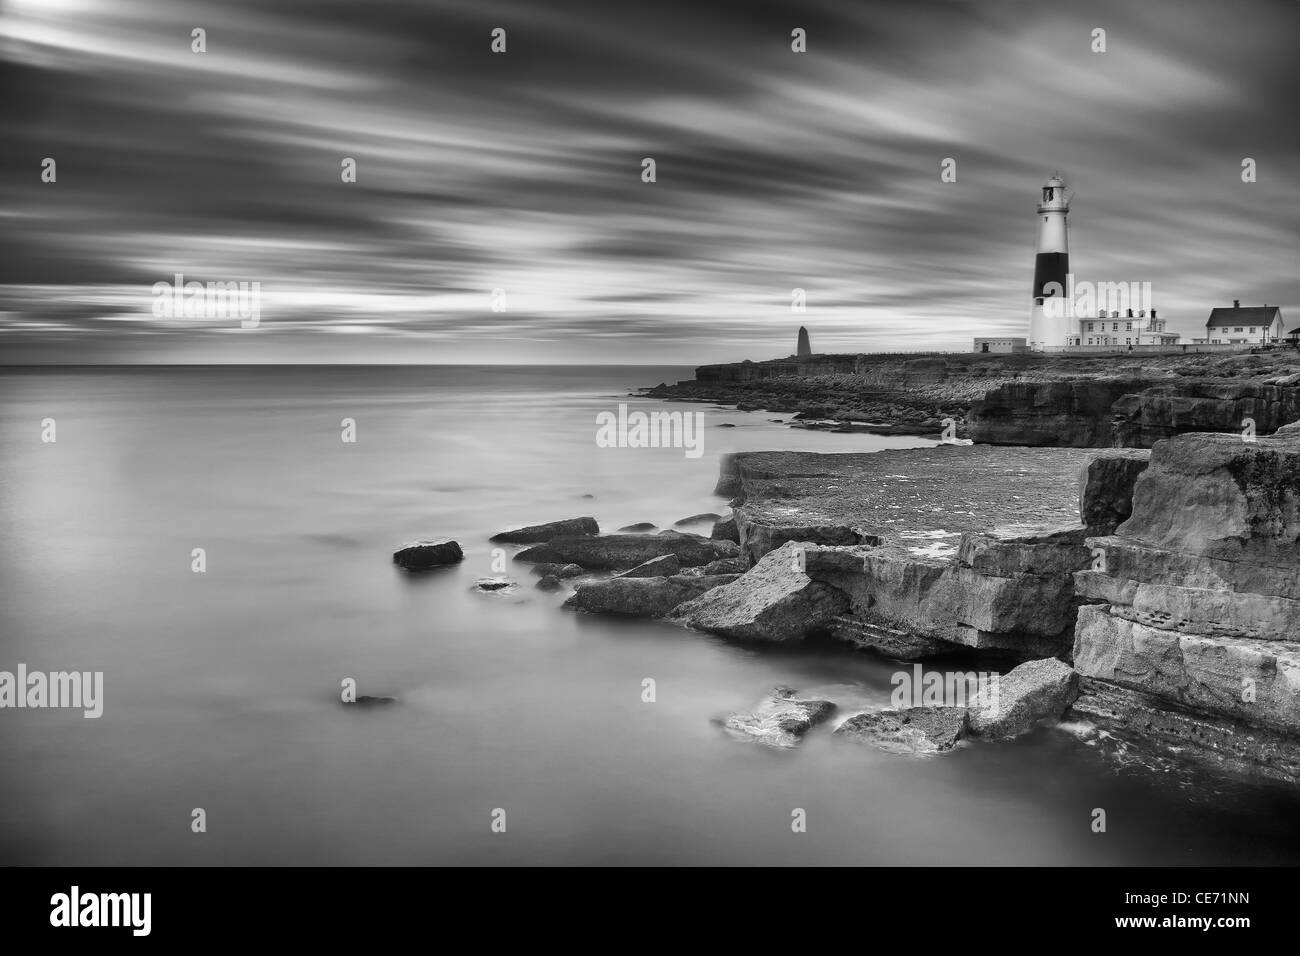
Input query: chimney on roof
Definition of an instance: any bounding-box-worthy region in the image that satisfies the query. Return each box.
[1127,309,1134,318]
[1234,299,1240,308]
[1151,309,1157,319]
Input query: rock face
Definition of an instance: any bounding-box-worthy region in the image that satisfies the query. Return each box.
[672,541,850,641]
[615,554,681,578]
[715,686,835,747]
[1071,429,1300,780]
[968,377,1300,448]
[1078,449,1150,534]
[806,527,1091,659]
[514,533,738,571]
[967,379,1149,447]
[489,517,599,543]
[968,658,1079,737]
[698,556,748,575]
[710,516,740,542]
[563,574,739,618]
[709,446,1113,658]
[393,540,464,569]
[834,707,969,754]
[1112,380,1300,448]
[736,517,871,566]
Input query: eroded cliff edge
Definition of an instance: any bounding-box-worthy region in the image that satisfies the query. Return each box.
[642,350,1300,448]
[559,429,1300,779]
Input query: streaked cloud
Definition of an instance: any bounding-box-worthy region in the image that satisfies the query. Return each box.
[0,0,1296,364]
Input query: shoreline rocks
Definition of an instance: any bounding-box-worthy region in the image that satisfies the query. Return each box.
[1070,429,1300,779]
[393,539,463,569]
[514,532,739,571]
[674,512,721,527]
[615,554,681,578]
[490,517,599,543]
[968,657,1079,737]
[834,707,969,754]
[528,562,585,578]
[672,541,850,641]
[715,686,837,748]
[563,573,740,618]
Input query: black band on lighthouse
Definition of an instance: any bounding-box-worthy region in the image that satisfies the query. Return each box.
[1032,251,1069,303]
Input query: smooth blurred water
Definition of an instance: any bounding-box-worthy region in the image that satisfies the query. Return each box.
[1,365,1297,866]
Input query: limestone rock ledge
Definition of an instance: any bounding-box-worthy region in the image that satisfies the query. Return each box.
[1071,429,1300,780]
[805,527,1089,660]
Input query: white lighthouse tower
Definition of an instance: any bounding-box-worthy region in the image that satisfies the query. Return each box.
[1027,173,1071,350]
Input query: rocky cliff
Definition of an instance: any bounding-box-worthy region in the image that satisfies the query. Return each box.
[654,350,1300,449]
[1111,378,1300,447]
[1071,424,1300,781]
[968,374,1300,448]
[708,445,1145,660]
[966,379,1152,446]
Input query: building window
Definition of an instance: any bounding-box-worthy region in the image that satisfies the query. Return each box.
[1087,323,1094,331]
[1249,327,1256,333]
[1126,322,1133,331]
[1112,323,1119,331]
[1234,327,1243,332]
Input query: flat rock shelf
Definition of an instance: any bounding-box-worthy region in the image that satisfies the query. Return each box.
[719,444,1100,548]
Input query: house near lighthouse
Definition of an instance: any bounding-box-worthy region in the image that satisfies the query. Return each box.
[1194,302,1285,346]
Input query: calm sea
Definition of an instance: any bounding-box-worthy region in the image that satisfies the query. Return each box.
[1,365,1297,865]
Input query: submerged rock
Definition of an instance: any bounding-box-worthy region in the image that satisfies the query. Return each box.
[514,533,738,571]
[715,686,837,748]
[489,517,599,543]
[969,658,1078,737]
[834,707,969,754]
[535,575,564,592]
[672,541,850,641]
[616,522,658,533]
[615,554,681,578]
[674,512,722,527]
[473,577,517,592]
[563,574,739,618]
[393,540,463,569]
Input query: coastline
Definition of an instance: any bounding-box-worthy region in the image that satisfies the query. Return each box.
[565,352,1300,779]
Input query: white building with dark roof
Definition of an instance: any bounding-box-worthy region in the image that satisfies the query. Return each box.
[1195,301,1285,345]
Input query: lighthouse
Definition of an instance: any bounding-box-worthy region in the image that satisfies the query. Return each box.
[1027,173,1071,350]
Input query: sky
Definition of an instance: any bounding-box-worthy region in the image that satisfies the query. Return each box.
[0,0,1297,365]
